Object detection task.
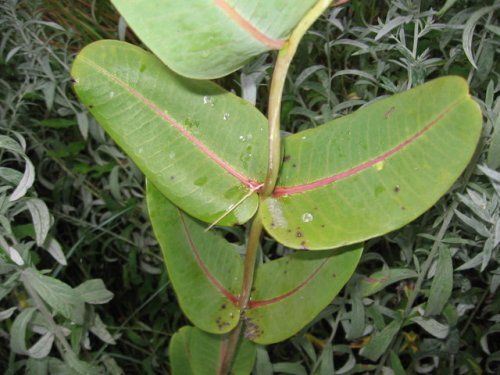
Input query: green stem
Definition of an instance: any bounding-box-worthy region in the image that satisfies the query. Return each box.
[262,0,336,197]
[219,2,348,372]
[217,323,243,375]
[217,215,262,375]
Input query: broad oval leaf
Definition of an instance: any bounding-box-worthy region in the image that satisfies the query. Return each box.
[170,326,256,375]
[72,40,268,226]
[244,245,362,344]
[111,0,317,79]
[262,76,482,249]
[147,181,242,334]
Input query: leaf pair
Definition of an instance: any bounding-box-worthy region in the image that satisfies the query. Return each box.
[71,41,482,250]
[147,182,362,344]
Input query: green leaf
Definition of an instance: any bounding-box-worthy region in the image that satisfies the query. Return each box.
[169,326,256,375]
[262,77,482,249]
[39,118,77,129]
[148,181,362,343]
[110,0,317,79]
[74,279,114,305]
[357,268,418,298]
[360,319,402,361]
[425,247,453,316]
[244,245,362,344]
[147,182,242,334]
[22,268,82,319]
[72,40,268,226]
[411,316,449,339]
[10,307,37,355]
[389,351,406,375]
[26,198,51,247]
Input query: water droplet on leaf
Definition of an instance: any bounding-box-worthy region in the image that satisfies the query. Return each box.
[223,113,230,121]
[302,213,314,223]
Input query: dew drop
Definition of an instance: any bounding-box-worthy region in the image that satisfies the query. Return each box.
[239,135,246,142]
[301,136,307,140]
[109,91,115,98]
[223,113,230,121]
[203,96,215,106]
[302,213,314,223]
[138,147,144,154]
[169,151,176,159]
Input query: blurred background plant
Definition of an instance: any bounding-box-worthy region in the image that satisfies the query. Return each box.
[0,0,498,374]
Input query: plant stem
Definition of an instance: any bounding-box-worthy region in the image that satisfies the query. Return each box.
[217,215,262,375]
[217,323,243,375]
[238,214,263,309]
[220,2,350,372]
[262,0,337,197]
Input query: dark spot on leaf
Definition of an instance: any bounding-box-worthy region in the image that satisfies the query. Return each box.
[401,206,406,210]
[271,221,276,228]
[283,155,291,162]
[292,163,297,168]
[244,318,262,340]
[215,317,230,330]
[139,64,146,72]
[321,224,325,228]
[296,231,303,238]
[170,175,175,180]
[221,304,226,310]
[287,229,292,233]
[384,106,395,118]
[89,104,94,109]
[300,241,308,250]
[332,273,336,278]
[394,185,400,193]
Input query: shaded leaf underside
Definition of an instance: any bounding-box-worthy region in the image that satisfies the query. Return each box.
[110,0,317,78]
[72,41,268,226]
[262,76,482,250]
[147,182,362,344]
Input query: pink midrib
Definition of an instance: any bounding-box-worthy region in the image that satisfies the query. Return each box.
[248,258,330,308]
[273,105,457,197]
[81,57,261,191]
[180,207,330,310]
[214,0,285,49]
[179,211,239,306]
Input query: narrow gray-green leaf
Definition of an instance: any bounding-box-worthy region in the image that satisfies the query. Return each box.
[22,268,81,319]
[411,316,449,339]
[43,238,67,266]
[0,306,17,321]
[358,268,418,297]
[89,314,116,345]
[26,198,51,246]
[28,332,55,359]
[72,40,268,226]
[74,279,114,305]
[462,5,500,69]
[10,307,37,355]
[360,319,402,361]
[425,247,453,316]
[10,157,35,201]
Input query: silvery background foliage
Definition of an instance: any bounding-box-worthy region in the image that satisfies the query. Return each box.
[1,0,498,373]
